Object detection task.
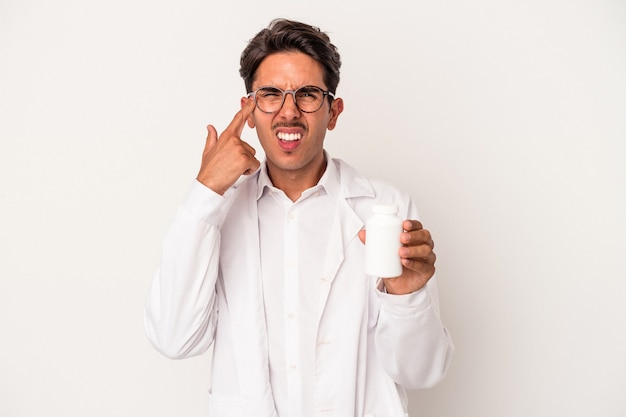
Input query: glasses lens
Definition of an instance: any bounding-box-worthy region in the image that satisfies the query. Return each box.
[295,86,324,112]
[255,87,284,113]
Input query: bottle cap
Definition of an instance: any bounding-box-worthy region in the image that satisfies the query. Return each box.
[372,203,399,214]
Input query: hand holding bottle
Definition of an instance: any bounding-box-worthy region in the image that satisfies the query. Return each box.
[359,212,436,295]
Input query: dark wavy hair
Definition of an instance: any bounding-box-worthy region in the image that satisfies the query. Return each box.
[239,19,342,95]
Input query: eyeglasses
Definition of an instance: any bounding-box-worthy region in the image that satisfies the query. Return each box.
[247,85,335,114]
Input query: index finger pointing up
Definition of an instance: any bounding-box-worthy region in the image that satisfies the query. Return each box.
[223,98,256,138]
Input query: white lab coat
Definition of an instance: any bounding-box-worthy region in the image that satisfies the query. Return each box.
[145,158,453,417]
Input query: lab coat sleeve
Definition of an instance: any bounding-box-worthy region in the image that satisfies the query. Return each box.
[144,180,232,359]
[375,278,454,389]
[373,197,454,389]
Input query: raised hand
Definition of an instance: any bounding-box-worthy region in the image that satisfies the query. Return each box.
[196,99,260,194]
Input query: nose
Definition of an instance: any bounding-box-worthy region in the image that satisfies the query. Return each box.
[278,91,301,118]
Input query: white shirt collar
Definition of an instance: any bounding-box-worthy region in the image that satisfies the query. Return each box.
[256,151,340,203]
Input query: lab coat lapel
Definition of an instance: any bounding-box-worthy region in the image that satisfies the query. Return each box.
[317,188,367,324]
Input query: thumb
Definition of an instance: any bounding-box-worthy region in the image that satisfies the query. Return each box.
[358,229,366,245]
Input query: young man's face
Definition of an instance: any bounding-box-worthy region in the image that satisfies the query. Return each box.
[243,51,343,182]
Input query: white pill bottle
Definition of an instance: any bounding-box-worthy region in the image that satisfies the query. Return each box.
[364,203,403,278]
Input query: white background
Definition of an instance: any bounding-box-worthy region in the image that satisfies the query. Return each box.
[1,0,625,416]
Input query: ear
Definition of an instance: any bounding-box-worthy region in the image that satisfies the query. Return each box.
[327,97,344,131]
[241,97,256,128]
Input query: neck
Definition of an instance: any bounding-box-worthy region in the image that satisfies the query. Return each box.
[267,154,327,202]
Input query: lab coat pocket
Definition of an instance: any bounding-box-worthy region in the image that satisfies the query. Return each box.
[207,392,245,417]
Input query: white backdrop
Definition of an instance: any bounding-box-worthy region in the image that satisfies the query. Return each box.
[1,0,625,416]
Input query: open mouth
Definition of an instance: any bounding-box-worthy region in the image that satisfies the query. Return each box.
[276,131,302,151]
[277,132,302,141]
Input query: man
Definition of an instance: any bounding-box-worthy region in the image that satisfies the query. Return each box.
[145,18,453,417]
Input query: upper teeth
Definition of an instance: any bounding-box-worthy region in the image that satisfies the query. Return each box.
[277,132,301,141]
